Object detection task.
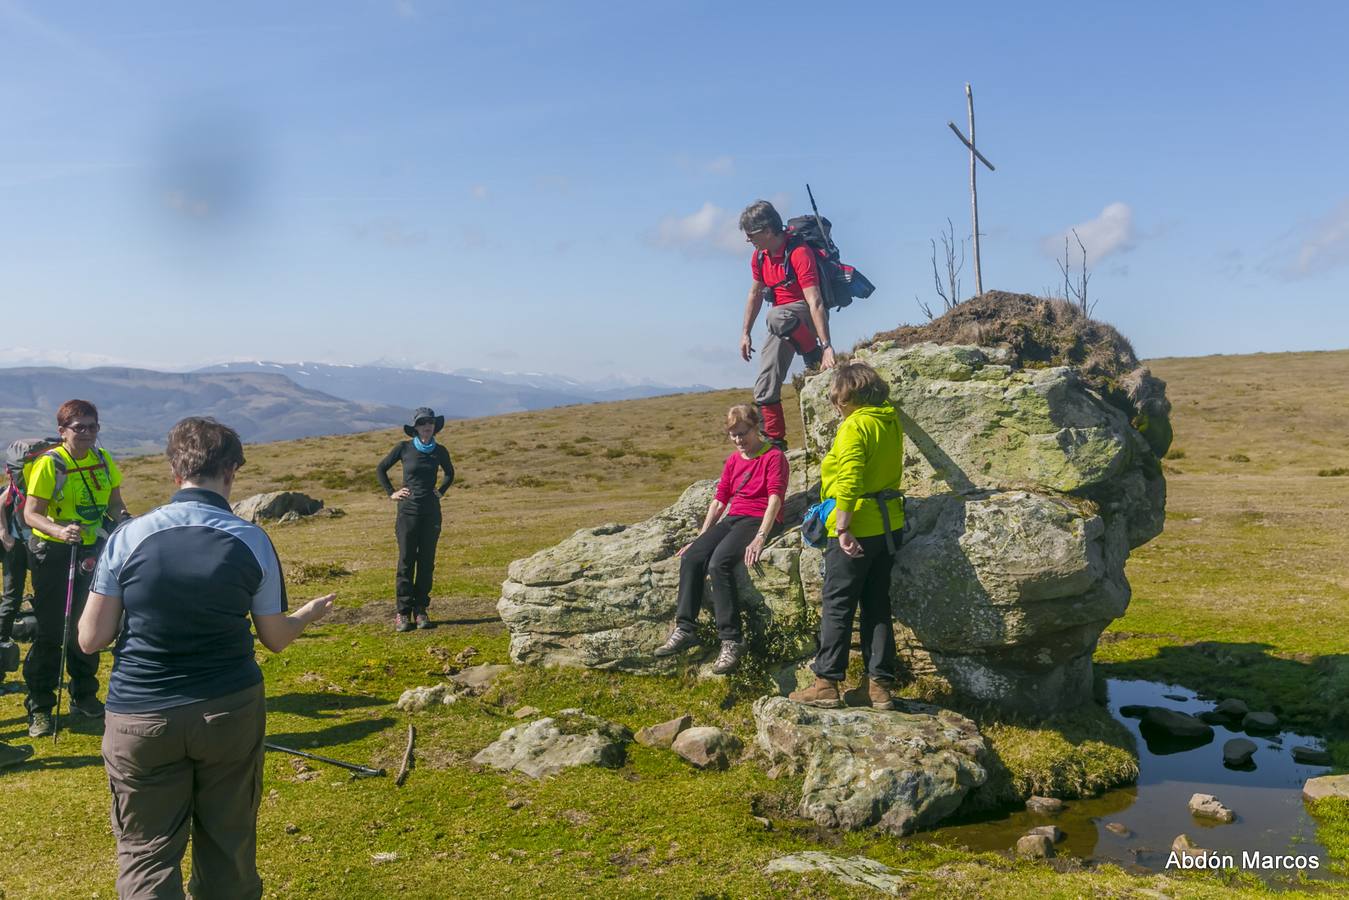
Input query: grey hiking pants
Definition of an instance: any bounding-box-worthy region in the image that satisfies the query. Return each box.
[753,301,815,405]
[103,682,267,900]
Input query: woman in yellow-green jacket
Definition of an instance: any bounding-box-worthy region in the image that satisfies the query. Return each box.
[791,362,904,710]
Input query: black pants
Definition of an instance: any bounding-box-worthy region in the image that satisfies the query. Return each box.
[675,515,777,643]
[395,505,441,615]
[0,538,29,639]
[24,540,100,713]
[812,534,898,682]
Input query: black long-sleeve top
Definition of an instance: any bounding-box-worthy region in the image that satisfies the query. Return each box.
[375,441,455,513]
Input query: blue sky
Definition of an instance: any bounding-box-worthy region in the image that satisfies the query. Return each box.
[2,0,1347,386]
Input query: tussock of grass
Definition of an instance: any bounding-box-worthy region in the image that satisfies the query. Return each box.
[1319,467,1349,477]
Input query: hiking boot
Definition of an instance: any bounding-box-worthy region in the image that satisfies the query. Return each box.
[394,613,414,633]
[843,676,898,711]
[789,677,842,709]
[653,627,698,658]
[0,741,34,770]
[70,695,105,719]
[28,710,54,738]
[414,611,435,630]
[711,640,746,675]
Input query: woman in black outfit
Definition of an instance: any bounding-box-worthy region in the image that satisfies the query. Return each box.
[376,407,455,632]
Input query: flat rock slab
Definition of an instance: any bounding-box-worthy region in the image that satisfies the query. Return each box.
[1215,698,1249,718]
[671,726,741,770]
[473,709,632,779]
[753,696,987,835]
[1243,711,1280,732]
[1189,792,1235,823]
[450,664,510,695]
[1141,707,1214,739]
[1304,774,1349,803]
[1292,746,1332,766]
[1026,796,1065,815]
[635,714,692,749]
[1223,738,1257,767]
[764,852,905,896]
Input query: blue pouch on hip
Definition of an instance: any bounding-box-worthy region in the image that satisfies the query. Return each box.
[801,498,836,549]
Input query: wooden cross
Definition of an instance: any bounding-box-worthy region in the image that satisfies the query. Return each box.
[947,83,995,296]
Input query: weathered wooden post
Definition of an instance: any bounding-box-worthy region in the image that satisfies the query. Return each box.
[947,83,996,297]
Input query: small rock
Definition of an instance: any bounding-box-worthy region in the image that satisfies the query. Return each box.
[295,770,320,783]
[284,823,300,835]
[1172,833,1203,858]
[1304,774,1349,802]
[1215,698,1249,718]
[1292,746,1332,766]
[453,646,479,665]
[1141,707,1214,739]
[513,706,541,719]
[371,851,399,864]
[450,664,510,696]
[277,511,301,523]
[1223,738,1257,767]
[1027,825,1063,843]
[1025,796,1064,815]
[1119,704,1150,718]
[1189,792,1235,823]
[1105,822,1131,837]
[635,714,693,749]
[1243,711,1279,732]
[671,726,742,770]
[1015,834,1055,858]
[507,797,526,810]
[298,835,314,844]
[473,710,632,779]
[1162,693,1188,702]
[752,816,772,831]
[1198,711,1230,725]
[395,684,456,711]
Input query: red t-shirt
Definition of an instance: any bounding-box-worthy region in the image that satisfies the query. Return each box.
[751,240,820,307]
[715,446,789,522]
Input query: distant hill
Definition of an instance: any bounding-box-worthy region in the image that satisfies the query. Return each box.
[0,367,406,454]
[199,361,712,412]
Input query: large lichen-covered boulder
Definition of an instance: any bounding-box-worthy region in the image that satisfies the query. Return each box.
[498,470,818,673]
[796,341,1166,711]
[753,696,988,835]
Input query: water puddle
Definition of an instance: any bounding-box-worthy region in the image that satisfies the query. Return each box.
[922,679,1338,882]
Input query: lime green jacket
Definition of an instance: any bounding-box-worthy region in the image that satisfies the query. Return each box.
[821,402,904,539]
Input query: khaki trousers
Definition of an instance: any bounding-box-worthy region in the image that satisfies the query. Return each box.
[102,682,266,900]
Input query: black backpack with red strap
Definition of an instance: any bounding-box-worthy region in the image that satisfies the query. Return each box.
[756,187,876,311]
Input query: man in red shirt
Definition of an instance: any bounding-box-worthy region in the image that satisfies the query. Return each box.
[738,200,836,450]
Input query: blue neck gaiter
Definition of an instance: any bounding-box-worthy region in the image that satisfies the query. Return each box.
[412,436,436,453]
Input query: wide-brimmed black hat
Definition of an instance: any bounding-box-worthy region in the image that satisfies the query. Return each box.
[404,407,445,437]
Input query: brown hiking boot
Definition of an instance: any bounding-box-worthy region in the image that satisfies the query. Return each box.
[844,676,897,710]
[789,677,842,708]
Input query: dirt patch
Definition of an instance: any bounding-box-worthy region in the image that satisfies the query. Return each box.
[324,596,504,630]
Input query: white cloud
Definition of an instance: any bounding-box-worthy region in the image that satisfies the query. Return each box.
[1042,202,1137,262]
[469,184,489,200]
[650,201,743,256]
[394,0,417,19]
[703,155,734,175]
[1287,198,1349,278]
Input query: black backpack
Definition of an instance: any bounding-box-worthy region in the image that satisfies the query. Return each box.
[758,213,875,312]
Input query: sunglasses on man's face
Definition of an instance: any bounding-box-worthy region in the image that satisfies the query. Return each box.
[64,422,100,434]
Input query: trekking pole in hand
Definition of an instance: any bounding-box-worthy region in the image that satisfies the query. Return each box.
[53,542,77,743]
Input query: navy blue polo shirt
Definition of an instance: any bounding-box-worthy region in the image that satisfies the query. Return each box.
[92,488,288,713]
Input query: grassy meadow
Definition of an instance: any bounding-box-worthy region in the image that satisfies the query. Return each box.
[2,351,1348,897]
